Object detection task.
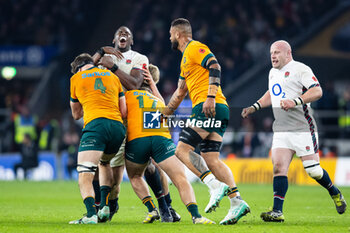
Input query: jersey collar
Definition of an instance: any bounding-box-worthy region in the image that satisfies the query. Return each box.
[182,40,193,55]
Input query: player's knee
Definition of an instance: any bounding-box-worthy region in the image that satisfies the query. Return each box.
[175,143,190,159]
[303,160,323,180]
[273,163,286,175]
[77,161,98,175]
[199,140,222,153]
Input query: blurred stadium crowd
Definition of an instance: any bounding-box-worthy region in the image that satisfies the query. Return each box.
[0,0,349,159]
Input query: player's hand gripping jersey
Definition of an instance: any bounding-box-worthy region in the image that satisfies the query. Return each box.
[125,90,171,142]
[104,49,148,76]
[179,40,227,107]
[70,66,124,127]
[268,60,320,132]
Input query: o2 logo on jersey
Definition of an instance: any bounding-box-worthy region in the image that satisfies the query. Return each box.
[143,110,161,129]
[272,83,286,98]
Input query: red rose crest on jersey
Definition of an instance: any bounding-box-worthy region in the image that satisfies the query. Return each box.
[306,146,310,151]
[142,63,147,69]
[285,71,290,78]
[199,48,205,53]
[312,76,318,82]
[126,59,131,64]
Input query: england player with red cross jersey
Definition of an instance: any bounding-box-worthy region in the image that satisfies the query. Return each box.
[242,40,346,222]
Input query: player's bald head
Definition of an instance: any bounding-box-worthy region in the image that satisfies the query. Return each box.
[270,40,293,69]
[271,40,292,54]
[171,18,192,36]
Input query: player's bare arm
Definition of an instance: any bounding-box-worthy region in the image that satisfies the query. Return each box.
[162,79,188,116]
[119,96,127,119]
[280,86,322,111]
[92,46,124,64]
[142,67,165,103]
[203,57,221,118]
[241,91,271,118]
[70,101,83,120]
[98,56,143,90]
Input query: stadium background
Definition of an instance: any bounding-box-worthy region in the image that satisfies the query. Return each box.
[0,0,350,187]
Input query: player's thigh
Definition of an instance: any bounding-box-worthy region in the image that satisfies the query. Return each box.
[78,150,103,165]
[158,155,187,184]
[125,159,148,178]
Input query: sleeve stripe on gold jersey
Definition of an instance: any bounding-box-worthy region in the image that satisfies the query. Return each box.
[179,76,185,80]
[119,92,125,97]
[70,97,79,102]
[201,53,214,68]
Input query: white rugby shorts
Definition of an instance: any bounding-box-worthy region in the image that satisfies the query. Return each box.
[272,132,319,157]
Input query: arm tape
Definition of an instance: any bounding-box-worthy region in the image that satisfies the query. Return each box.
[293,97,304,106]
[209,68,221,78]
[110,64,119,73]
[206,60,218,69]
[252,102,261,111]
[96,47,105,56]
[209,76,220,86]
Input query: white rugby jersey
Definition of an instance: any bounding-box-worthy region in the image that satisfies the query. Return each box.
[105,49,149,75]
[268,60,320,132]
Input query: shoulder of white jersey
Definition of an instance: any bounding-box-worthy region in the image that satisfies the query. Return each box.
[293,60,313,72]
[268,68,276,79]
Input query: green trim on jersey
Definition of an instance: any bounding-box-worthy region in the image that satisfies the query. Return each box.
[201,53,214,68]
[70,97,79,102]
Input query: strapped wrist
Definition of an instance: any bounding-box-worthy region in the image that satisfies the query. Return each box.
[110,64,119,73]
[293,97,304,106]
[252,102,261,111]
[96,47,105,56]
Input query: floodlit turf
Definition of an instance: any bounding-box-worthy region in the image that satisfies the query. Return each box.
[0,181,349,233]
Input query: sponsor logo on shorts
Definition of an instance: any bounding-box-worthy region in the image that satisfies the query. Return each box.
[81,139,96,147]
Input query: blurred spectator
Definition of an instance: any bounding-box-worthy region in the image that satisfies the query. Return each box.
[38,117,60,152]
[13,106,39,151]
[62,126,79,179]
[235,118,261,158]
[256,117,274,158]
[13,133,39,179]
[339,88,350,137]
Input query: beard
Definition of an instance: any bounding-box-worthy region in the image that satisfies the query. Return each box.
[171,40,179,51]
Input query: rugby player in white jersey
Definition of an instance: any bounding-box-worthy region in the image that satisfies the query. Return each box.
[92,26,179,222]
[241,40,347,222]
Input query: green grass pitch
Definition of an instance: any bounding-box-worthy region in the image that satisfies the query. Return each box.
[0,181,349,233]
